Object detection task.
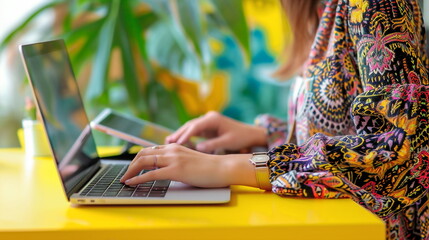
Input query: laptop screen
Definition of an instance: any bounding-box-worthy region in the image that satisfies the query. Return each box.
[20,40,100,198]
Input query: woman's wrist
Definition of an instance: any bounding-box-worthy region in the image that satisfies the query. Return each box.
[248,126,268,147]
[222,154,259,188]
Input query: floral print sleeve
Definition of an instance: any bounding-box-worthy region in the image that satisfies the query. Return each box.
[268,0,429,239]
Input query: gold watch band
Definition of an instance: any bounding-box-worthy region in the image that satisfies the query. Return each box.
[255,166,271,190]
[250,152,271,191]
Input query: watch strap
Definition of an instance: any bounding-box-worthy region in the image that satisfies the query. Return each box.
[250,152,271,191]
[255,166,271,190]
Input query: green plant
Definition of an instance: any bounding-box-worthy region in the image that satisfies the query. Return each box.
[1,0,250,129]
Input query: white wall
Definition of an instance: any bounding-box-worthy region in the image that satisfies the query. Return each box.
[0,0,53,147]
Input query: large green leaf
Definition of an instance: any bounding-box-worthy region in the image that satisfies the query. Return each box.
[61,18,103,43]
[144,81,189,129]
[147,22,202,81]
[209,0,250,60]
[85,0,120,101]
[171,0,210,65]
[117,30,146,118]
[136,11,158,30]
[63,20,103,75]
[139,0,170,17]
[120,0,155,75]
[116,0,148,118]
[171,0,213,80]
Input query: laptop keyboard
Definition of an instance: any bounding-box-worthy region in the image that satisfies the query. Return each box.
[80,164,170,198]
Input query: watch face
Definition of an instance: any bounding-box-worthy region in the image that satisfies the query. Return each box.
[253,154,269,163]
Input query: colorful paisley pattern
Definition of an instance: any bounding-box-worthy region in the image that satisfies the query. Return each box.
[258,0,429,239]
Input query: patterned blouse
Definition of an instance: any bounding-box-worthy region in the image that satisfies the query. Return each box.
[256,0,429,239]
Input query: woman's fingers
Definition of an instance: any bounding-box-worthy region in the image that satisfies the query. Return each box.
[120,144,194,186]
[130,145,165,166]
[171,119,205,145]
[165,116,204,144]
[166,111,221,144]
[176,123,204,145]
[165,121,194,144]
[195,134,231,153]
[121,147,169,183]
[120,155,154,182]
[124,166,173,186]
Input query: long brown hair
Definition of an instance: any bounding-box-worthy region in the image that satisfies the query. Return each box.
[275,0,321,79]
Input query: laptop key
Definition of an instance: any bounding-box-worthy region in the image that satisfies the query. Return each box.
[136,186,151,191]
[118,191,134,197]
[152,187,168,191]
[141,181,155,186]
[148,192,167,198]
[133,192,148,197]
[89,188,106,192]
[103,191,119,197]
[87,192,104,196]
[153,180,171,187]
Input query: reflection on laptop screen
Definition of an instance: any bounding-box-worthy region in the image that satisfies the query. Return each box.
[20,40,99,194]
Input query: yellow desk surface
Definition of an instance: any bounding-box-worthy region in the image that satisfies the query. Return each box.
[0,148,385,240]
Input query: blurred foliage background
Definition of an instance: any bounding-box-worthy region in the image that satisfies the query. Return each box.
[0,0,293,147]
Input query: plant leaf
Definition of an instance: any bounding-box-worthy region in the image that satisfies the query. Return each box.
[120,1,154,75]
[170,0,210,65]
[209,0,251,60]
[66,30,99,75]
[85,0,120,101]
[116,0,148,118]
[145,81,189,128]
[147,22,202,81]
[61,18,103,44]
[61,18,103,74]
[136,12,159,35]
[138,0,170,17]
[171,0,214,80]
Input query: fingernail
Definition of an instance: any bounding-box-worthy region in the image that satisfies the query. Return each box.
[125,179,132,185]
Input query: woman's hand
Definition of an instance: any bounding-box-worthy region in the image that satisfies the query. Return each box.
[120,143,257,188]
[165,111,267,153]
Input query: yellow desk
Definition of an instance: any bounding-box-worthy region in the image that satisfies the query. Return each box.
[0,148,385,240]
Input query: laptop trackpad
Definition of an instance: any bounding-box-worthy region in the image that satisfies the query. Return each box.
[165,181,230,203]
[169,181,196,189]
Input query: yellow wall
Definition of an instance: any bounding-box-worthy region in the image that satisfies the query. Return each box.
[244,0,290,56]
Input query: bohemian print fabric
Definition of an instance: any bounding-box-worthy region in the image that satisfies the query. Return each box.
[259,0,429,239]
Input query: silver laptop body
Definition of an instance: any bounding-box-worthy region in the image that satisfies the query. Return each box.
[19,39,230,205]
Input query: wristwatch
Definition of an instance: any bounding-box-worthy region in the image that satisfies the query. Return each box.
[249,152,271,190]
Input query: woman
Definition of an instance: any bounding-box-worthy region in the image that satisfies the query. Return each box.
[122,0,429,239]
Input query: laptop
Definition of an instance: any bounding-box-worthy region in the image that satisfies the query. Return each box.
[19,39,230,205]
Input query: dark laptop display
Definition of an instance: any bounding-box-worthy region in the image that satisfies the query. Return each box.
[20,40,100,197]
